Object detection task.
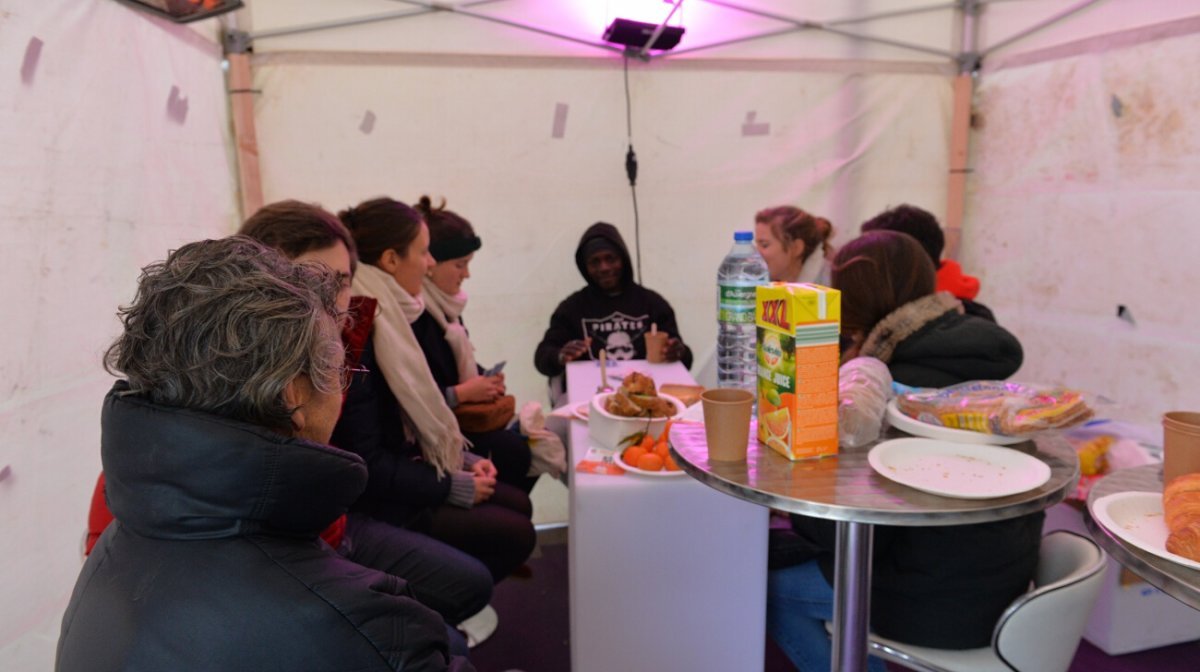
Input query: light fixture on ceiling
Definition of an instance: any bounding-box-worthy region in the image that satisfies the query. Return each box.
[112,0,243,24]
[602,18,686,51]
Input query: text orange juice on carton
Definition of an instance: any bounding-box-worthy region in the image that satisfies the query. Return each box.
[755,283,841,460]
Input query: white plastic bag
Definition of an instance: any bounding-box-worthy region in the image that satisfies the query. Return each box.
[838,357,892,448]
[518,401,567,478]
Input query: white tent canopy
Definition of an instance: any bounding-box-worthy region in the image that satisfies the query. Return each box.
[3,0,1198,668]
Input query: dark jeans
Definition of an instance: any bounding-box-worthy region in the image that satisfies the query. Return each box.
[429,481,536,583]
[341,513,492,625]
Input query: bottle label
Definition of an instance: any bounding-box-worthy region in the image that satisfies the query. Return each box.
[718,282,757,324]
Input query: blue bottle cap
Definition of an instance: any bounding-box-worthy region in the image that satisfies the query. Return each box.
[734,231,753,242]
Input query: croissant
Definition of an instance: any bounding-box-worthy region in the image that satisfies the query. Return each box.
[1163,473,1200,561]
[1166,522,1200,561]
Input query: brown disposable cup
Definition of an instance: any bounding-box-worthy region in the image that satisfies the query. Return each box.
[1163,411,1200,484]
[644,331,669,363]
[701,388,755,462]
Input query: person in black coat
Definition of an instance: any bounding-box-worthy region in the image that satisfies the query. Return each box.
[333,198,535,585]
[413,196,535,492]
[534,222,693,405]
[57,237,470,672]
[860,204,997,323]
[767,230,1033,672]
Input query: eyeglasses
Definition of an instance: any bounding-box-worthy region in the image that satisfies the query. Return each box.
[339,364,370,392]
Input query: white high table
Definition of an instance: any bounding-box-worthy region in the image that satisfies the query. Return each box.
[564,360,769,672]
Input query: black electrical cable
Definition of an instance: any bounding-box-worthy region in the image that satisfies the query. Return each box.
[623,53,641,285]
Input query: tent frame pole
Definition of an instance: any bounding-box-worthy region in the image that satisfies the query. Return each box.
[388,0,624,54]
[944,0,982,261]
[943,0,1100,259]
[245,0,507,42]
[636,0,686,61]
[240,1,960,62]
[979,0,1106,57]
[226,52,263,220]
[680,1,958,60]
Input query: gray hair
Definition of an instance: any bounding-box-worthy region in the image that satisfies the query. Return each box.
[104,235,345,432]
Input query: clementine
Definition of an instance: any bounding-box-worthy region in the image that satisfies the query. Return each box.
[623,446,648,467]
[636,452,665,472]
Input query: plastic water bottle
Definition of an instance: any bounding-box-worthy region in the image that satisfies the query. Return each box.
[717,231,769,392]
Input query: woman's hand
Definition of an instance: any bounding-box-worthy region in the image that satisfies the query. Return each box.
[456,375,505,404]
[472,468,497,504]
[471,458,498,480]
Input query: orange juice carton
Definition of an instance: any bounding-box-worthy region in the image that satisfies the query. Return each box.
[755,283,840,460]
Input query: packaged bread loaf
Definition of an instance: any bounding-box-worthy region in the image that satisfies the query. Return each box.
[1164,473,1200,561]
[895,381,1093,436]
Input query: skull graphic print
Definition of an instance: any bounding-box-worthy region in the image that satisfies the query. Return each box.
[580,311,648,361]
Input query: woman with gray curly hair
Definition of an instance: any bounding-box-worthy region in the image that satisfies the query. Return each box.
[57,236,471,672]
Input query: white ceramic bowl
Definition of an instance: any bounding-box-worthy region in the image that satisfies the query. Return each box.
[587,392,684,451]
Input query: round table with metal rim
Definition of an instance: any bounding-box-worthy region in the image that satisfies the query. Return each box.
[1085,463,1200,611]
[669,426,1079,672]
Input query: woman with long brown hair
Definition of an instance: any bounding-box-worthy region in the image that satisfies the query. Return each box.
[767,229,1030,672]
[754,205,836,284]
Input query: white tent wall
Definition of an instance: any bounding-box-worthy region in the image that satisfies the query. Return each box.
[251,54,951,404]
[0,2,238,669]
[965,21,1200,428]
[5,0,1198,668]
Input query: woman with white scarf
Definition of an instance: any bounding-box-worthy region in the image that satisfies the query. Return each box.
[412,196,536,493]
[331,197,535,585]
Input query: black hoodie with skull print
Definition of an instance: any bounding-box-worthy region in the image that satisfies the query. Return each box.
[534,222,692,401]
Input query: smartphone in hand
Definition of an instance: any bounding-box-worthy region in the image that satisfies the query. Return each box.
[483,361,506,377]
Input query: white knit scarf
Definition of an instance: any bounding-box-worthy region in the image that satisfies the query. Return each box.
[351,264,465,477]
[421,277,479,384]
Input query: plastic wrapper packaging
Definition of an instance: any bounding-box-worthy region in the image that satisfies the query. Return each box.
[518,401,567,478]
[838,357,892,448]
[1063,421,1157,502]
[895,381,1094,436]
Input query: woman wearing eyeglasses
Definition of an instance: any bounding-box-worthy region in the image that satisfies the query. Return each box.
[59,236,471,671]
[240,201,496,631]
[83,202,495,644]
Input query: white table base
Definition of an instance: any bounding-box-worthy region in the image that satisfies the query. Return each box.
[565,360,769,672]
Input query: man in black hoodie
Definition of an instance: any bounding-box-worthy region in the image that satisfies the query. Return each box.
[534,222,693,405]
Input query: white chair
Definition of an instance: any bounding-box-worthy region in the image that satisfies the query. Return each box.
[867,530,1107,672]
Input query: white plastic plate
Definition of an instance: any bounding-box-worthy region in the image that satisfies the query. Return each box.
[613,449,686,478]
[571,402,590,422]
[1092,492,1200,571]
[868,437,1051,499]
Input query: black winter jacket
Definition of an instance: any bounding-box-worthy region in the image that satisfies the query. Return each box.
[790,293,1038,650]
[332,338,454,529]
[57,382,470,672]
